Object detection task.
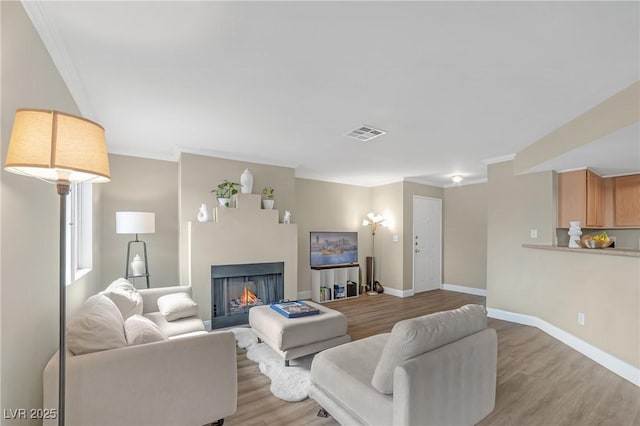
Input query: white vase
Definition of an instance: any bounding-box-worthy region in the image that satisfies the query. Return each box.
[218,197,231,207]
[262,199,274,209]
[240,169,253,194]
[130,254,145,276]
[197,203,209,222]
[568,221,582,248]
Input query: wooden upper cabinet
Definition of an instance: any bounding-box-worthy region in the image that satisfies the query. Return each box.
[558,170,587,227]
[558,169,604,228]
[586,170,604,227]
[614,174,640,226]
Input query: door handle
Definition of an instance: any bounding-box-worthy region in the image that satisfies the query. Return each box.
[415,249,420,253]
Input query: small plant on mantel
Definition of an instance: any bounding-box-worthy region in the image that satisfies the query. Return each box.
[262,186,274,199]
[261,186,275,209]
[212,180,241,207]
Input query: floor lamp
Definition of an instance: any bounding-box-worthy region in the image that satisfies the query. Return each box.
[116,211,155,288]
[4,109,110,426]
[362,212,387,296]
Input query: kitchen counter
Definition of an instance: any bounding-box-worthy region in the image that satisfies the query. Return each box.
[523,244,640,258]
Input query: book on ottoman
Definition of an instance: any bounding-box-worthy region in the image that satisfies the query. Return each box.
[270,301,320,318]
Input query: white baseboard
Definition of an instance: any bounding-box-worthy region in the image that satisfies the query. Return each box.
[488,308,640,387]
[383,287,415,298]
[297,290,312,300]
[441,283,487,297]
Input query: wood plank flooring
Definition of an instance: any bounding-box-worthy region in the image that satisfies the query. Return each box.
[225,290,640,426]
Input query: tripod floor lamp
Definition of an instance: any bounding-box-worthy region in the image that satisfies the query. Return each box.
[362,212,387,296]
[5,109,111,426]
[116,211,155,288]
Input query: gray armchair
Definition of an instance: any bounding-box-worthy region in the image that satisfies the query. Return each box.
[309,304,497,426]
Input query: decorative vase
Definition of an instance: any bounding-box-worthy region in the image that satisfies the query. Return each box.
[218,197,231,207]
[283,210,291,224]
[240,169,253,194]
[568,221,582,248]
[130,254,145,276]
[262,199,274,209]
[197,203,209,222]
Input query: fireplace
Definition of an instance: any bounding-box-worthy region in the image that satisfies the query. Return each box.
[211,262,285,329]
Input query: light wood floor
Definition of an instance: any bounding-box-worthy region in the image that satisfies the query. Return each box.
[225,290,640,426]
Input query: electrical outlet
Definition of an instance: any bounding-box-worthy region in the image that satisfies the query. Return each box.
[530,229,538,239]
[578,312,585,326]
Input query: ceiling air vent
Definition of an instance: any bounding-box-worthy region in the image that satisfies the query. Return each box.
[345,125,387,141]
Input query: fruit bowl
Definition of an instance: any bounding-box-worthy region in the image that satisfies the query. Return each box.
[576,239,613,249]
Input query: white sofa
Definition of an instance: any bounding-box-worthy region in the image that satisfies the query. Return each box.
[309,304,497,426]
[43,284,237,426]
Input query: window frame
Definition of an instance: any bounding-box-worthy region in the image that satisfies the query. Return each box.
[66,182,93,284]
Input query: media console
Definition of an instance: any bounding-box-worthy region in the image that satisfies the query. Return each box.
[311,264,359,303]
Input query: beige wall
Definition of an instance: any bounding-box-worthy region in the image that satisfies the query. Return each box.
[101,154,179,288]
[178,153,296,285]
[372,182,404,290]
[294,178,372,294]
[1,2,104,421]
[443,183,487,289]
[486,160,639,368]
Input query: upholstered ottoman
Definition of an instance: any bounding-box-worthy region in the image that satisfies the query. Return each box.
[249,301,350,365]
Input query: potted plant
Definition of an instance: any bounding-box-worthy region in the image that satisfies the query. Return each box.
[262,186,275,209]
[212,180,241,207]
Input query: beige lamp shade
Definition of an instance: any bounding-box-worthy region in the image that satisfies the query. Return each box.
[116,212,156,234]
[4,109,110,183]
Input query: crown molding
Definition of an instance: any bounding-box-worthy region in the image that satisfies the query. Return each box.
[443,177,488,188]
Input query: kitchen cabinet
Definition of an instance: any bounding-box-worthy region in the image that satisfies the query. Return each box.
[614,174,640,226]
[558,169,604,228]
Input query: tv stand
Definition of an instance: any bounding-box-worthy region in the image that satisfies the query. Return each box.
[311,264,359,303]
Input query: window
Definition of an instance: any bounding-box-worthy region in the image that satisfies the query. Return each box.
[66,182,93,284]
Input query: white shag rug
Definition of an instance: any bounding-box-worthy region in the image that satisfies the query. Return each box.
[230,327,313,402]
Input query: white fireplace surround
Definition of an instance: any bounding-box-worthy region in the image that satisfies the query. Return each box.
[187,194,298,321]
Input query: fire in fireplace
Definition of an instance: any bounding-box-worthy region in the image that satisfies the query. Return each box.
[211,262,284,328]
[229,283,263,313]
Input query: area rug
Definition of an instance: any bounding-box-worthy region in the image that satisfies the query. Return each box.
[230,327,313,402]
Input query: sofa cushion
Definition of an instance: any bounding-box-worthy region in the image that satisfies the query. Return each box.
[144,312,206,337]
[371,304,487,394]
[102,278,143,320]
[124,314,168,345]
[157,292,199,321]
[67,294,128,355]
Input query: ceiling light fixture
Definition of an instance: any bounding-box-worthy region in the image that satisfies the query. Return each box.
[451,175,464,183]
[346,126,387,142]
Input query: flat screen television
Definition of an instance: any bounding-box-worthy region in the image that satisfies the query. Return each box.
[310,231,358,268]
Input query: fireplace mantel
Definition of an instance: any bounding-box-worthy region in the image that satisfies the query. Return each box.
[187,194,298,321]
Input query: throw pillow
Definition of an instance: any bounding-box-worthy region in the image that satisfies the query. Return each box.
[157,292,199,321]
[67,294,127,355]
[124,314,168,345]
[371,304,487,394]
[102,278,143,320]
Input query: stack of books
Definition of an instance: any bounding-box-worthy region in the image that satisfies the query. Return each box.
[270,301,320,318]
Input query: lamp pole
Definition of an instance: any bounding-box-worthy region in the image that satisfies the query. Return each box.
[57,181,70,426]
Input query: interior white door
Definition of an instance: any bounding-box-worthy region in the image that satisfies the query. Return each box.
[413,196,442,293]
